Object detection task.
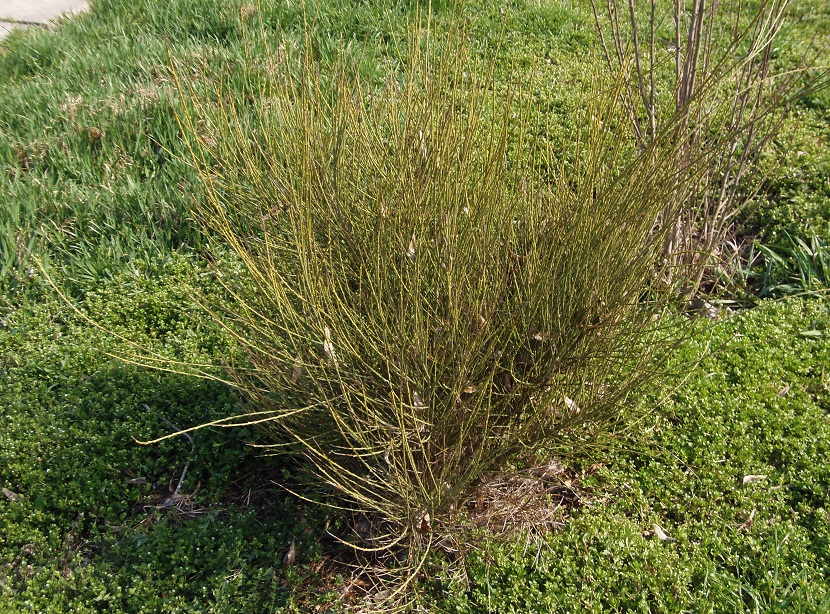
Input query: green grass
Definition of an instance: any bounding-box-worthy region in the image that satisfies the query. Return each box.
[1,0,829,611]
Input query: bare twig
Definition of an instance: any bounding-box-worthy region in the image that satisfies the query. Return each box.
[592,0,822,295]
[142,404,195,508]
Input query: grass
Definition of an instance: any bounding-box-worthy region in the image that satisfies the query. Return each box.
[1,0,829,611]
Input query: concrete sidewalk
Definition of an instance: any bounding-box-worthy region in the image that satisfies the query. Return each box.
[1,0,88,41]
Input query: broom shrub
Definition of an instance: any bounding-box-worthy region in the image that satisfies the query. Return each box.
[172,25,729,555]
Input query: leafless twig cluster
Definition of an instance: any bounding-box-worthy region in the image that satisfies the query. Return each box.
[592,0,823,294]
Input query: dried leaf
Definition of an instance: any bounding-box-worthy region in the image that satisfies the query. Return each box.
[564,396,580,413]
[407,234,416,261]
[743,474,767,486]
[323,326,336,361]
[283,537,296,568]
[2,488,20,502]
[653,523,675,542]
[292,354,302,383]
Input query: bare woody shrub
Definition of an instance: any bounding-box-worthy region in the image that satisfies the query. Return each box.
[591,0,825,294]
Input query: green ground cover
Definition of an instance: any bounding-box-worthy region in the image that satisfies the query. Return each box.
[1,0,828,611]
[430,298,830,612]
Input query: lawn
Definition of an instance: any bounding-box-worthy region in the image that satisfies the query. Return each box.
[1,0,829,611]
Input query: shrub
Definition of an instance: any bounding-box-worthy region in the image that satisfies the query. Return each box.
[591,0,828,295]
[170,19,730,592]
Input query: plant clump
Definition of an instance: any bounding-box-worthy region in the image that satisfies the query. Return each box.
[171,17,754,590]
